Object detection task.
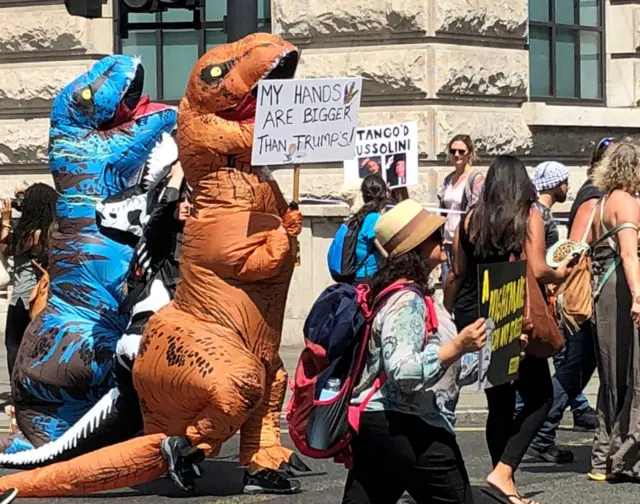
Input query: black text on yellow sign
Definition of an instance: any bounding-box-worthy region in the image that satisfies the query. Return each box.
[481,270,526,352]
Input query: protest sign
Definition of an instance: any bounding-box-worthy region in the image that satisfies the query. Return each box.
[251,77,363,166]
[476,260,526,391]
[343,121,418,188]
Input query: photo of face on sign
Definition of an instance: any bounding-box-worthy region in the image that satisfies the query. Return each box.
[343,121,418,186]
[385,153,407,188]
[358,156,383,178]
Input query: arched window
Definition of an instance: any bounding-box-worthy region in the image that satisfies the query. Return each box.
[115,1,271,102]
[529,0,604,102]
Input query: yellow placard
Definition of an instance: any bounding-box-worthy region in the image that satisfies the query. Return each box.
[508,356,520,375]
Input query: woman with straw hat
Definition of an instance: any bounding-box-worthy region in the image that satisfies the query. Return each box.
[342,199,488,504]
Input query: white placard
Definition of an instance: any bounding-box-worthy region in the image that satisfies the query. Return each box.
[251,77,363,166]
[343,121,419,189]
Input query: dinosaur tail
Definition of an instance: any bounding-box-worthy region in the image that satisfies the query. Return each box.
[0,387,142,469]
[0,433,167,497]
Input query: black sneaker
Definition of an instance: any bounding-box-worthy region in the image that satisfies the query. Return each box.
[0,489,17,504]
[573,406,598,432]
[160,436,205,493]
[243,469,302,495]
[527,444,575,464]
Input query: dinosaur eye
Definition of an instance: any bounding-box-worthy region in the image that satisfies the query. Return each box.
[200,63,230,85]
[80,88,92,101]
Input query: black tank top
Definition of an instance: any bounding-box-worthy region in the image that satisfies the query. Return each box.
[453,220,516,332]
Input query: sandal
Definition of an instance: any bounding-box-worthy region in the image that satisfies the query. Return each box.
[481,486,540,504]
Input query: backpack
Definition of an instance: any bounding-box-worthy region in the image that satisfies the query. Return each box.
[327,219,370,284]
[549,196,638,334]
[285,280,437,467]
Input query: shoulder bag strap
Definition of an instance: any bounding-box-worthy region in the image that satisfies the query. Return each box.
[591,222,638,301]
[30,259,47,276]
[592,222,638,249]
[579,197,601,244]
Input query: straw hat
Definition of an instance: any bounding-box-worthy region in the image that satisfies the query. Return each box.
[374,199,446,258]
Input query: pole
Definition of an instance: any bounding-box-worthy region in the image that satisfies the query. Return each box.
[226,0,258,42]
[292,164,301,266]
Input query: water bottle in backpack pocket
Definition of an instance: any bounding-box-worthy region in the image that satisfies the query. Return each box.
[307,378,349,451]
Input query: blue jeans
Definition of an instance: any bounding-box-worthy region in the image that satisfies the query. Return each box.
[515,321,597,451]
[441,244,453,283]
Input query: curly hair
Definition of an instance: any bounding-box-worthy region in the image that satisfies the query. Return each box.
[367,248,433,306]
[8,183,57,266]
[593,141,640,195]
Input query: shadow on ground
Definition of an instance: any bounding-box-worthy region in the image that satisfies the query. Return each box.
[519,445,592,475]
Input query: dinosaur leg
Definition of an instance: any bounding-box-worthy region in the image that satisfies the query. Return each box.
[0,307,269,497]
[239,357,308,474]
[0,433,167,496]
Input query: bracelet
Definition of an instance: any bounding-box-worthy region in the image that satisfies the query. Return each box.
[1,224,10,230]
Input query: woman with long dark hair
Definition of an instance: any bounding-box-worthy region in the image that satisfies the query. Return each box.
[343,199,487,504]
[444,155,573,504]
[1,183,57,376]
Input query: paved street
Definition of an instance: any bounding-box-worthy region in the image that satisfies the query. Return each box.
[0,428,636,503]
[0,310,624,503]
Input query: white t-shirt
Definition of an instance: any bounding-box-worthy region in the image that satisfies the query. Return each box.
[442,179,467,244]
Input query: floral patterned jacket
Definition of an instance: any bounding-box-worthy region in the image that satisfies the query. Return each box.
[351,290,478,433]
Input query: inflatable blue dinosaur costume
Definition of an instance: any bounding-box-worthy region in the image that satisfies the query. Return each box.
[0,55,176,458]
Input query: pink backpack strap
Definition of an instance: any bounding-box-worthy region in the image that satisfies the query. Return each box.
[348,373,386,434]
[423,295,438,337]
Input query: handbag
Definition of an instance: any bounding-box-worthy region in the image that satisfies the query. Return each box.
[29,260,49,319]
[522,256,564,359]
[549,197,638,335]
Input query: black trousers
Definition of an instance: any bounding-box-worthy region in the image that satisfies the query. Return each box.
[485,356,553,469]
[342,411,473,504]
[5,298,30,378]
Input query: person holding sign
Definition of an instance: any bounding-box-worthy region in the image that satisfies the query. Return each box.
[0,33,307,500]
[342,200,488,504]
[444,155,575,504]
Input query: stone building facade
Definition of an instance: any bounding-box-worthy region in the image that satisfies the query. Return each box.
[1,0,639,342]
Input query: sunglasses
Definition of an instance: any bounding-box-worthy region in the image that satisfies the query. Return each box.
[597,137,616,151]
[450,149,468,156]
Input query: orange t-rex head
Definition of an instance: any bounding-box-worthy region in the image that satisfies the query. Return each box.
[178,33,299,182]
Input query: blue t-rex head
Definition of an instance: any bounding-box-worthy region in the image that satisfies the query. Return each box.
[49,55,177,213]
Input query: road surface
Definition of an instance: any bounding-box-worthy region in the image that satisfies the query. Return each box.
[0,428,636,503]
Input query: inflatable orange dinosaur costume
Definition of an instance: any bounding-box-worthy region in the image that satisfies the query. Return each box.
[0,33,308,497]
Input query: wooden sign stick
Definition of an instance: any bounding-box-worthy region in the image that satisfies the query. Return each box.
[292,164,301,266]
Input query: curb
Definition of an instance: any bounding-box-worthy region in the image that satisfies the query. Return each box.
[455,409,489,427]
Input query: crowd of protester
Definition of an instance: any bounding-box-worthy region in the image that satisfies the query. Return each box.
[330,135,640,503]
[2,135,639,503]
